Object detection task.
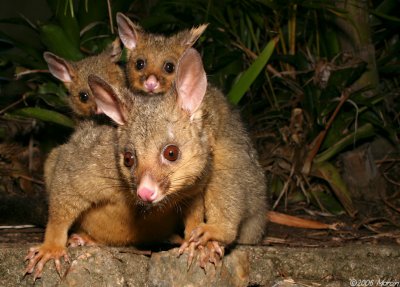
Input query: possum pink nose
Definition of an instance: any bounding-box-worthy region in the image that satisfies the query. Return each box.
[138,187,155,202]
[144,75,159,92]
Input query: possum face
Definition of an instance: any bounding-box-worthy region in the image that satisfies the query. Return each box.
[126,35,180,95]
[65,77,97,116]
[43,52,97,116]
[118,97,210,206]
[43,39,123,117]
[117,12,207,96]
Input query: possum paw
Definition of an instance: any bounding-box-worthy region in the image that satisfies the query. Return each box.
[24,244,70,280]
[178,240,224,270]
[68,233,97,247]
[198,241,224,268]
[188,223,221,246]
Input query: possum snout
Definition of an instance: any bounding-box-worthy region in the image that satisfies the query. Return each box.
[137,173,162,203]
[144,75,159,92]
[138,187,156,202]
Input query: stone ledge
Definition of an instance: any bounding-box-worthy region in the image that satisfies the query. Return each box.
[0,243,398,286]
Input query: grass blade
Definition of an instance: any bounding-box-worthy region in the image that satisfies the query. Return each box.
[11,107,75,128]
[227,37,278,105]
[311,161,357,217]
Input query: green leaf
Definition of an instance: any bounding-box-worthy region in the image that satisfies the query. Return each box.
[370,10,400,23]
[227,37,278,105]
[311,161,357,217]
[315,123,375,163]
[57,12,81,48]
[47,0,90,49]
[326,62,367,90]
[0,31,43,66]
[321,110,353,150]
[38,82,67,97]
[77,0,108,28]
[38,82,69,108]
[309,188,344,215]
[270,176,284,198]
[11,107,75,128]
[39,23,84,61]
[38,94,68,109]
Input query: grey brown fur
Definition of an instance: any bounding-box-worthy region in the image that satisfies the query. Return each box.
[89,48,268,258]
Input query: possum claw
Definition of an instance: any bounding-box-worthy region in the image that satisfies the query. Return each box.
[199,241,224,269]
[178,241,197,270]
[177,241,189,255]
[178,240,224,270]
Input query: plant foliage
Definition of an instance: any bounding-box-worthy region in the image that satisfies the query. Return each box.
[0,0,399,214]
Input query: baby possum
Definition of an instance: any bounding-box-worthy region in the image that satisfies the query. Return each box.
[116,12,207,95]
[44,15,206,116]
[43,38,124,117]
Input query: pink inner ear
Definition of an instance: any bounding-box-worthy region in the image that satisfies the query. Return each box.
[49,64,72,83]
[95,97,125,125]
[116,13,138,50]
[43,53,73,83]
[176,48,207,114]
[88,76,126,125]
[95,92,125,125]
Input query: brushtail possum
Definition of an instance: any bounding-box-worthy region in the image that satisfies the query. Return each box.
[43,38,125,117]
[24,48,268,279]
[90,48,268,261]
[116,12,207,95]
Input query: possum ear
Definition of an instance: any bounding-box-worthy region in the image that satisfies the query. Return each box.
[116,12,141,50]
[179,24,208,47]
[43,52,75,83]
[108,37,123,63]
[176,48,207,115]
[88,75,127,125]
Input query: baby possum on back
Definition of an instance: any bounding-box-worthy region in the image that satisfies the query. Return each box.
[116,12,207,95]
[43,38,125,117]
[43,13,207,117]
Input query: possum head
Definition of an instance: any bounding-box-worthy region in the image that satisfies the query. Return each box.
[44,38,123,117]
[89,48,209,206]
[117,12,207,96]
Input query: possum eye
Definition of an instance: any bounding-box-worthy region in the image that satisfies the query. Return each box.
[123,151,136,168]
[135,59,146,70]
[162,145,180,162]
[79,92,89,103]
[164,62,175,74]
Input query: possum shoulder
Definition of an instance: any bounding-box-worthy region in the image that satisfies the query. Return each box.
[61,121,117,160]
[202,85,246,141]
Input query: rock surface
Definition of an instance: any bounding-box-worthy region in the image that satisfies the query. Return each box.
[0,243,399,286]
